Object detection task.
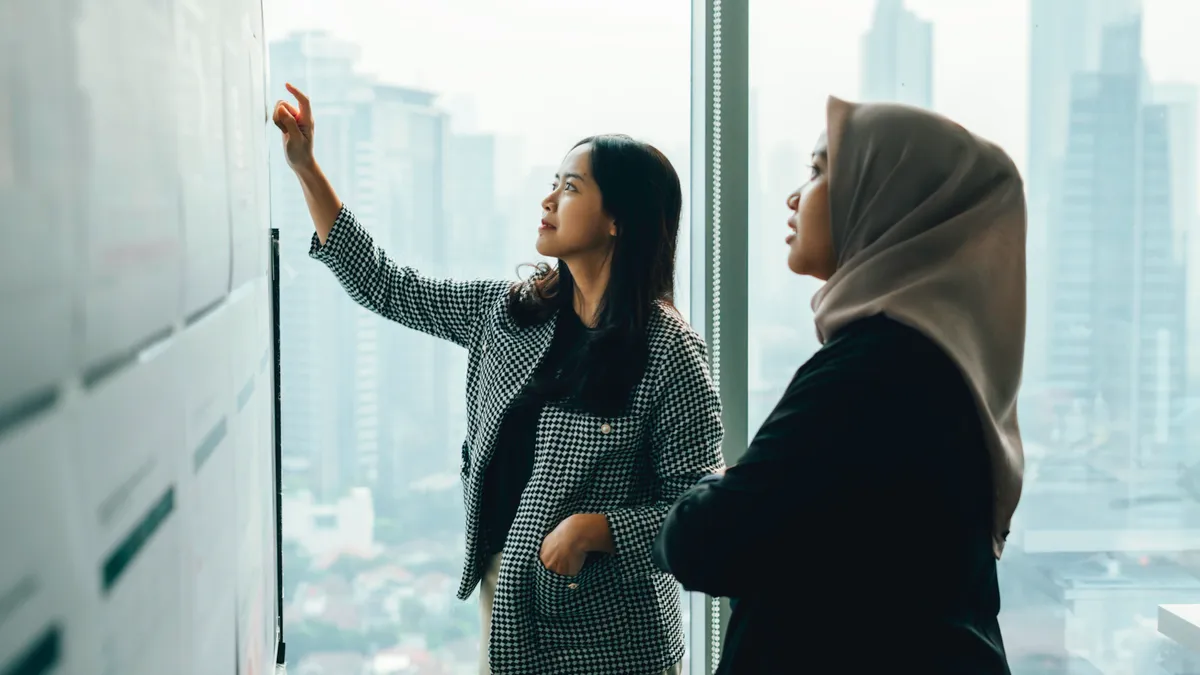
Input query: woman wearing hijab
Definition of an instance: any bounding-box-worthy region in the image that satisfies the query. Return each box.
[652,96,1025,674]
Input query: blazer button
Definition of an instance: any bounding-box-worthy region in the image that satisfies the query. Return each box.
[600,423,612,435]
[567,582,579,590]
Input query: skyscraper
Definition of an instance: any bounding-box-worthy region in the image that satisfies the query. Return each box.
[859,0,933,109]
[359,82,452,507]
[446,131,506,281]
[1151,83,1200,386]
[271,32,366,502]
[1004,11,1196,670]
[1025,0,1142,388]
[1047,14,1189,469]
[271,33,452,504]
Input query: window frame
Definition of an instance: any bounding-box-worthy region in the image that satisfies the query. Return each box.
[687,0,748,672]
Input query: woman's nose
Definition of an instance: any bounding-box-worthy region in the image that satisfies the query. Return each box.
[786,192,800,211]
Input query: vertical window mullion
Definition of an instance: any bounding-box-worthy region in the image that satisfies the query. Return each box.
[690,0,748,672]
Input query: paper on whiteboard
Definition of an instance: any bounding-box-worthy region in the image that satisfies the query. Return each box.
[0,410,102,675]
[176,0,233,318]
[73,339,184,675]
[76,0,182,370]
[0,0,79,413]
[226,39,264,291]
[178,303,237,675]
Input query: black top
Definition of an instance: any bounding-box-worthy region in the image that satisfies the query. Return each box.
[652,314,1010,674]
[480,311,591,555]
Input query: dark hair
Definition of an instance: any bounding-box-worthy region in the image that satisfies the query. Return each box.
[508,134,683,416]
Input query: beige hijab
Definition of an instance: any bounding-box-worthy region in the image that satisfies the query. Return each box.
[812,96,1027,559]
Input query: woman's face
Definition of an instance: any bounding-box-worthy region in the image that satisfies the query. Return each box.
[785,142,836,280]
[537,144,616,262]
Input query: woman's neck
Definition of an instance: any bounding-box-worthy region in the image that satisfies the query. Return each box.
[565,256,611,327]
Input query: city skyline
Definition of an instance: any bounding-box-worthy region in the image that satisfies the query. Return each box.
[269,2,1200,673]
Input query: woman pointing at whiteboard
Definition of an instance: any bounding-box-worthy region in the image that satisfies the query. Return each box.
[274,84,723,675]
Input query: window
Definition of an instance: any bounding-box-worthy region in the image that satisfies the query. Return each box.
[748,1,1200,673]
[266,1,693,671]
[268,0,1200,672]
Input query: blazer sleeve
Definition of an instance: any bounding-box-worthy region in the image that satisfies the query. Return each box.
[605,328,725,585]
[309,205,511,349]
[651,355,902,598]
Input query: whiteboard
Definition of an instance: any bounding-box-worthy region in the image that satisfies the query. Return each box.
[76,0,184,370]
[0,0,78,414]
[178,0,235,318]
[0,0,277,673]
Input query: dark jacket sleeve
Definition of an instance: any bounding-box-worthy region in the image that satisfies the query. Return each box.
[651,348,912,598]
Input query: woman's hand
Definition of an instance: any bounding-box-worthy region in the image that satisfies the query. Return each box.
[540,513,613,576]
[273,83,315,173]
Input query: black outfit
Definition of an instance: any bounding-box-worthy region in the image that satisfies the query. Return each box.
[480,311,591,555]
[652,314,1010,674]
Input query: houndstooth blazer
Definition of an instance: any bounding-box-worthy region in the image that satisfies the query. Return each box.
[310,206,725,674]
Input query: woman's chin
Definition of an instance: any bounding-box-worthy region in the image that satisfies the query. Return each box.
[786,247,803,275]
[534,237,557,259]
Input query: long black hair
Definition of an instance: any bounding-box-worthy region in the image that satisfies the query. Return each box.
[508,134,683,416]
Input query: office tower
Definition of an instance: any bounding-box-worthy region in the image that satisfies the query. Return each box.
[362,83,452,504]
[859,0,933,109]
[446,132,506,281]
[1026,0,1142,388]
[1152,84,1199,386]
[1007,15,1196,671]
[271,33,452,504]
[1048,15,1188,469]
[1137,100,1189,466]
[270,32,366,502]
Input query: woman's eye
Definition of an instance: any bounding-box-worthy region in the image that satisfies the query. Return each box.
[564,183,577,192]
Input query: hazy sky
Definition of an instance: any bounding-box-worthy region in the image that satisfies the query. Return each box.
[263,0,691,166]
[264,0,1198,180]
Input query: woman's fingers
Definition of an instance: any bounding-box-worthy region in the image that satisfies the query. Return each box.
[272,101,287,130]
[279,100,306,133]
[285,82,311,119]
[273,101,300,136]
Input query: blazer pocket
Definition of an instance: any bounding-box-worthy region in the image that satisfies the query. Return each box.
[542,405,646,454]
[572,411,646,459]
[533,554,628,645]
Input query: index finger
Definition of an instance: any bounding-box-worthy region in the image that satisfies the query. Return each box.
[285,82,311,116]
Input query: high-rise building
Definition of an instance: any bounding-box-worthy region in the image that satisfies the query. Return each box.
[359,82,452,508]
[1047,15,1189,468]
[1151,84,1199,386]
[446,132,506,280]
[859,0,933,109]
[1025,0,1142,388]
[271,33,452,505]
[1004,10,1198,672]
[1137,100,1189,466]
[271,32,366,503]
